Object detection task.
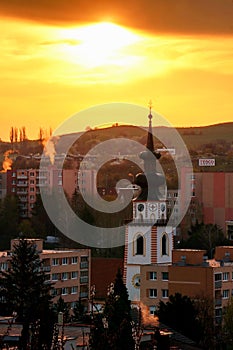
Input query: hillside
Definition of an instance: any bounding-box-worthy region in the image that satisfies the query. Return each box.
[1,122,233,172]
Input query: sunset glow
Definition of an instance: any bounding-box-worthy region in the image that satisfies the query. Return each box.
[0,0,232,141]
[58,22,141,68]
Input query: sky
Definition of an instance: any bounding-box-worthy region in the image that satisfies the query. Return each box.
[0,0,233,141]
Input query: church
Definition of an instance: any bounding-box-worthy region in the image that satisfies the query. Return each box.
[124,108,176,311]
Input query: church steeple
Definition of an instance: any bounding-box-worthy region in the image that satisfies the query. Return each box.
[133,104,164,201]
[146,101,154,152]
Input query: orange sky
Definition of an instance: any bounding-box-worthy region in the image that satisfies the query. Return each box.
[0,0,233,141]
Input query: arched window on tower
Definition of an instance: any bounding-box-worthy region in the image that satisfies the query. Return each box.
[162,234,168,256]
[136,234,144,255]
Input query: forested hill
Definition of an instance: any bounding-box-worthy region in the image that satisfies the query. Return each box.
[0,122,233,168]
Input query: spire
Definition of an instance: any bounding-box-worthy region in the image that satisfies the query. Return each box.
[146,100,154,152]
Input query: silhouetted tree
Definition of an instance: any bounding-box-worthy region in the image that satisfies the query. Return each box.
[194,295,215,349]
[72,298,85,322]
[0,238,54,349]
[0,195,19,249]
[179,222,229,258]
[53,296,70,323]
[89,269,134,350]
[157,293,201,342]
[223,297,233,347]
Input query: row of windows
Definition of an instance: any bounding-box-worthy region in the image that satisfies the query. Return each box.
[215,272,233,282]
[51,256,88,266]
[135,234,168,256]
[149,271,169,281]
[149,289,169,299]
[52,286,78,296]
[51,271,79,281]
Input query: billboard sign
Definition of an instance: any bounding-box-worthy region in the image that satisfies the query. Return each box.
[198,158,215,166]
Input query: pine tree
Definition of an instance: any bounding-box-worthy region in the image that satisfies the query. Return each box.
[89,268,134,350]
[53,296,71,323]
[0,238,54,349]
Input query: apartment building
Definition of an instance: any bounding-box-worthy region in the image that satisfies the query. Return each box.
[1,239,91,310]
[4,167,63,217]
[140,247,233,325]
[2,165,99,217]
[181,168,233,233]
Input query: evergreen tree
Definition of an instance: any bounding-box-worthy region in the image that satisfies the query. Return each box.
[30,194,55,237]
[0,238,54,349]
[179,222,230,258]
[0,195,19,249]
[223,297,233,347]
[72,298,85,322]
[53,296,71,323]
[89,268,134,350]
[157,293,201,342]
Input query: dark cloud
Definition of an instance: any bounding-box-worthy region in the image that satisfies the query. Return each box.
[0,0,232,35]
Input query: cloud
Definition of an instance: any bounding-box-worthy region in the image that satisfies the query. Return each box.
[0,0,232,35]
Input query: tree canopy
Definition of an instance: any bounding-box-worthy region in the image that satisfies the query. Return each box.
[0,238,54,349]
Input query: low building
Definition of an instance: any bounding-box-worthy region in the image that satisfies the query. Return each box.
[2,239,91,310]
[139,247,233,325]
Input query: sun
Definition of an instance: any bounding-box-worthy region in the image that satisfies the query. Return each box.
[59,22,140,67]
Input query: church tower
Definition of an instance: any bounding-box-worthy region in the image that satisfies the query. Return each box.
[124,106,175,303]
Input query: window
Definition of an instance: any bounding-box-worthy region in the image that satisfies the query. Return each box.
[149,272,157,280]
[52,273,59,281]
[52,289,58,297]
[0,262,8,271]
[80,270,88,283]
[71,257,78,264]
[223,272,229,281]
[215,273,222,281]
[162,234,168,255]
[62,257,68,265]
[215,308,222,317]
[81,256,88,262]
[162,272,169,281]
[61,287,68,295]
[149,289,157,298]
[71,286,78,294]
[71,302,76,309]
[80,257,88,269]
[223,290,230,299]
[71,271,78,279]
[30,180,34,184]
[30,172,34,177]
[162,289,169,298]
[136,235,144,255]
[61,272,68,280]
[30,187,34,192]
[149,306,157,315]
[52,258,59,266]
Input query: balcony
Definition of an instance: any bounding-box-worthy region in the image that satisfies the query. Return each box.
[19,197,27,202]
[17,183,28,187]
[43,266,51,272]
[215,281,222,289]
[80,292,88,298]
[17,190,28,195]
[80,262,88,269]
[215,299,222,306]
[80,276,88,284]
[17,175,27,179]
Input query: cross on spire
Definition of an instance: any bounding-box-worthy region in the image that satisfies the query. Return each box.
[147,100,154,151]
[148,100,153,120]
